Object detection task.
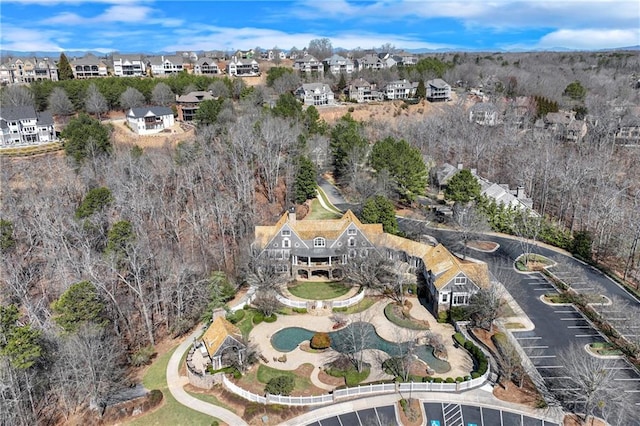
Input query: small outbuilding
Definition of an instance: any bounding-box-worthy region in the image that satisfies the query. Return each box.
[200,316,246,370]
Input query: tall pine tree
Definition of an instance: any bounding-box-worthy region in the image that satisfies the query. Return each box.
[58,53,74,80]
[416,79,426,99]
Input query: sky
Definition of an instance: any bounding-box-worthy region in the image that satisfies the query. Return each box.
[0,0,639,54]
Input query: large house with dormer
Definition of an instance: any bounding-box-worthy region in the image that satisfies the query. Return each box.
[293,54,324,74]
[71,54,108,79]
[193,57,220,75]
[253,210,490,313]
[323,54,354,75]
[226,56,260,76]
[383,79,418,100]
[295,83,334,106]
[426,79,451,102]
[126,106,174,135]
[347,78,380,103]
[0,57,58,84]
[113,54,146,77]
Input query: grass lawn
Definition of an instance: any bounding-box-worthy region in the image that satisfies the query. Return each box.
[332,297,376,314]
[305,199,341,220]
[235,309,258,339]
[316,188,342,214]
[383,303,429,330]
[326,366,370,387]
[185,389,234,412]
[125,345,221,426]
[288,281,351,300]
[256,364,317,393]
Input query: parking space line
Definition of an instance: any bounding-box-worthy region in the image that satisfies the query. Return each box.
[566,326,592,329]
[516,336,541,340]
[522,345,549,349]
[553,310,574,314]
[529,355,557,359]
[614,378,640,381]
[533,288,551,291]
[544,376,570,379]
[574,334,600,337]
[560,318,586,321]
[536,365,564,369]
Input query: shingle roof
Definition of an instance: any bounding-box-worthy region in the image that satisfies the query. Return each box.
[127,106,173,118]
[427,78,449,89]
[71,54,106,66]
[0,106,37,121]
[201,316,242,357]
[176,91,215,103]
[37,111,54,126]
[470,102,497,112]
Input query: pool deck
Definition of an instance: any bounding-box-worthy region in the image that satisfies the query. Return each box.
[249,297,473,390]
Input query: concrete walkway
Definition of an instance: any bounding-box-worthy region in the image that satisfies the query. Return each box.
[166,327,247,426]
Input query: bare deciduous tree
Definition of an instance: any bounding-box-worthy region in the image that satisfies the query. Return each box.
[48,87,74,116]
[84,84,108,120]
[151,82,175,106]
[0,85,34,107]
[119,87,145,110]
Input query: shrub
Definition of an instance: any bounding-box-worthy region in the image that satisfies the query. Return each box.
[453,332,466,346]
[455,376,464,383]
[399,398,408,411]
[449,306,468,321]
[226,309,245,324]
[433,377,443,383]
[252,312,264,324]
[292,307,307,314]
[265,375,295,396]
[471,371,481,379]
[310,332,331,349]
[445,377,455,383]
[437,311,448,323]
[348,107,355,112]
[264,314,277,323]
[130,345,155,367]
[148,389,163,405]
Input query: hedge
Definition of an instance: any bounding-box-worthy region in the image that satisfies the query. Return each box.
[264,314,277,323]
[226,310,245,324]
[453,332,466,346]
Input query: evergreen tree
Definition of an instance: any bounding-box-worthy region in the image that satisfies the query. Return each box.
[75,187,113,219]
[337,73,347,92]
[272,92,302,119]
[294,156,317,204]
[194,98,225,126]
[61,114,111,163]
[416,79,426,99]
[444,169,481,203]
[51,281,107,333]
[58,53,74,80]
[360,195,399,235]
[329,114,368,179]
[370,137,427,202]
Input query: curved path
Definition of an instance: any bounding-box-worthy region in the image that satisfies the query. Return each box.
[166,328,247,426]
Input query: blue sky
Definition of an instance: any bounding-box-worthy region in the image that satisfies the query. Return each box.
[1,0,639,54]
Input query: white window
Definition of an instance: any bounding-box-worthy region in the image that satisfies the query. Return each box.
[348,228,356,235]
[441,293,449,303]
[282,238,290,248]
[452,294,469,305]
[314,237,325,247]
[348,238,356,247]
[281,229,291,236]
[454,276,467,286]
[349,249,356,258]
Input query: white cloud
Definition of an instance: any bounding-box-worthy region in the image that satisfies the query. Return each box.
[0,25,65,51]
[43,4,182,26]
[537,28,640,50]
[162,25,455,52]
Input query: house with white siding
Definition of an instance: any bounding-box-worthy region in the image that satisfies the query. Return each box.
[113,54,146,77]
[126,106,175,135]
[1,106,56,147]
[295,83,334,106]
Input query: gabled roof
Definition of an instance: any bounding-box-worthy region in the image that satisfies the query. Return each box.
[196,57,219,66]
[0,106,37,121]
[71,54,106,66]
[295,54,319,64]
[298,83,332,94]
[127,106,173,118]
[201,316,243,356]
[427,78,449,89]
[324,54,353,65]
[176,91,215,103]
[470,102,498,113]
[351,77,372,88]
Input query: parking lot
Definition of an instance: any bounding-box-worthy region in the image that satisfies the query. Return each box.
[304,405,397,426]
[513,274,640,412]
[303,403,560,426]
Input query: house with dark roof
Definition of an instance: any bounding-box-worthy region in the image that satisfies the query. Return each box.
[534,110,587,142]
[347,78,380,103]
[295,83,334,106]
[126,106,174,135]
[70,54,108,79]
[293,54,324,74]
[193,57,221,75]
[355,54,386,71]
[383,79,418,100]
[253,210,490,313]
[176,91,216,121]
[426,79,451,102]
[323,54,354,75]
[1,106,56,147]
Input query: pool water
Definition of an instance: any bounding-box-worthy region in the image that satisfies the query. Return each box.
[270,322,450,373]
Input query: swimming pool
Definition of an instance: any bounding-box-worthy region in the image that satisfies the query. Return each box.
[270,322,450,373]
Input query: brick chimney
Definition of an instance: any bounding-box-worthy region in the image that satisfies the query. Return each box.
[288,207,296,224]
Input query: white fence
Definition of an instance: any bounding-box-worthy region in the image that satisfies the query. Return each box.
[221,368,490,407]
[275,293,308,309]
[332,290,365,308]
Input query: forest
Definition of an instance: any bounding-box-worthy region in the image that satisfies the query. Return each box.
[1,49,639,424]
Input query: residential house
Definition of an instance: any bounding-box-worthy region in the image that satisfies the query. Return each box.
[226,56,260,76]
[295,83,334,106]
[266,50,286,61]
[323,54,354,75]
[176,91,215,121]
[0,57,58,84]
[126,106,174,135]
[200,316,246,370]
[71,54,108,79]
[615,108,640,145]
[0,106,56,147]
[112,54,146,77]
[234,49,255,60]
[193,57,220,75]
[355,54,386,71]
[253,210,490,313]
[293,54,324,74]
[393,51,418,66]
[347,78,379,103]
[383,79,418,100]
[534,110,587,142]
[469,102,500,126]
[426,79,451,102]
[378,52,398,69]
[146,55,184,76]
